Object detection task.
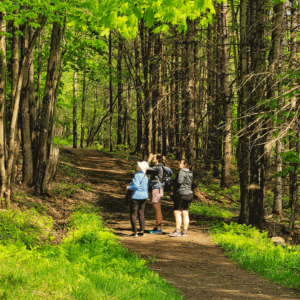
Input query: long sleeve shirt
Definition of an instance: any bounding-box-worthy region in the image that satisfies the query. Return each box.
[128,171,149,199]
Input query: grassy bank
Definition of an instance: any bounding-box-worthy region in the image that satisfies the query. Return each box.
[0,210,182,300]
[191,201,300,291]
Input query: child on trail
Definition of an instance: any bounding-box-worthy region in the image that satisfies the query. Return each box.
[127,161,149,238]
[146,153,168,234]
[169,159,193,237]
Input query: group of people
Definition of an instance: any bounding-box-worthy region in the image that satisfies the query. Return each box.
[126,153,194,238]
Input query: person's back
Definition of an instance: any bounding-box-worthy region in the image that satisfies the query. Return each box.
[175,168,193,196]
[128,171,148,199]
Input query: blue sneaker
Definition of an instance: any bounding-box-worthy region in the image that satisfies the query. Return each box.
[149,227,162,234]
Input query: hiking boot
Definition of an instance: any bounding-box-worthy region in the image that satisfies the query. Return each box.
[130,233,138,238]
[149,227,162,235]
[169,229,181,237]
[181,230,188,237]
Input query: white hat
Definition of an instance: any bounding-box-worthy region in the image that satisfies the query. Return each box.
[138,161,149,173]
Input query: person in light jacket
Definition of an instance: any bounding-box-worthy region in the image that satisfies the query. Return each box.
[169,159,193,237]
[127,161,149,237]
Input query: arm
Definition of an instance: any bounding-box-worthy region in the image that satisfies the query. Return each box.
[128,174,142,191]
[177,170,185,184]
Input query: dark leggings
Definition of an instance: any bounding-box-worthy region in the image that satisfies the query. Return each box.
[130,199,147,233]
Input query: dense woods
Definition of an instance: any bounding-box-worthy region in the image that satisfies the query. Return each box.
[0,0,299,230]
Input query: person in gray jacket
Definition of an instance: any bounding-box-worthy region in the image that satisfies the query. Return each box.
[170,159,193,237]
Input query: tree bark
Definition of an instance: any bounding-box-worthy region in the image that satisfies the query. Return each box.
[221,0,232,189]
[73,69,78,148]
[80,58,87,149]
[134,35,143,152]
[35,21,61,194]
[0,11,7,207]
[20,24,34,186]
[238,0,250,224]
[109,32,113,152]
[117,38,123,147]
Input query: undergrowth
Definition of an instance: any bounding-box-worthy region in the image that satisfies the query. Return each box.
[0,210,182,300]
[190,202,235,219]
[209,222,300,290]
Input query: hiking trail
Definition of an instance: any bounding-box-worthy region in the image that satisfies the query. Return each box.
[64,148,300,300]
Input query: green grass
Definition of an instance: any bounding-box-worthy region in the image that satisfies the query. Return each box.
[190,202,235,219]
[0,210,182,300]
[209,222,300,290]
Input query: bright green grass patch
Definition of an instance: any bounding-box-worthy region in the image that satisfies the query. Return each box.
[210,222,300,290]
[0,209,53,248]
[190,202,235,219]
[0,211,182,300]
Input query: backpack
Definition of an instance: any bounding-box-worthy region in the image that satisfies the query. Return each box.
[161,166,173,191]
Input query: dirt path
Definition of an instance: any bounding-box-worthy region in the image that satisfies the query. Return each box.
[64,148,300,300]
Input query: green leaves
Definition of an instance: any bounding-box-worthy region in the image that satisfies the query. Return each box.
[144,7,155,28]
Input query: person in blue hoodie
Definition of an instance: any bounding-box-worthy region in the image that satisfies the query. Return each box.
[169,159,193,237]
[127,161,149,238]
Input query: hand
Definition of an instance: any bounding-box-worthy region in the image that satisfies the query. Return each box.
[147,153,154,161]
[126,186,129,189]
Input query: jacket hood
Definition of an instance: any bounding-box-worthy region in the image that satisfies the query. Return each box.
[182,168,193,180]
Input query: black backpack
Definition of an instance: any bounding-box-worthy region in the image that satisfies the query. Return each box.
[161,166,173,191]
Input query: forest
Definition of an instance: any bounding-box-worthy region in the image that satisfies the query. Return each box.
[0,0,299,232]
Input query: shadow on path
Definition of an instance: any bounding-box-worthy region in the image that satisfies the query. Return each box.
[64,148,300,300]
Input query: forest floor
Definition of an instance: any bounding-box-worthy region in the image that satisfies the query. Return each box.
[54,147,300,300]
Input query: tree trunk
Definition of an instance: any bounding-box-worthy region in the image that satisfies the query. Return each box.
[117,38,123,147]
[134,36,143,152]
[109,32,113,152]
[35,21,61,194]
[289,0,299,231]
[238,0,250,224]
[247,0,267,226]
[0,11,7,207]
[205,25,213,170]
[73,70,78,148]
[20,24,34,186]
[271,2,285,216]
[182,20,196,164]
[221,0,232,189]
[80,58,87,149]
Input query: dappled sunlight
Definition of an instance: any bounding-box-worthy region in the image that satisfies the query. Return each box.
[63,148,300,300]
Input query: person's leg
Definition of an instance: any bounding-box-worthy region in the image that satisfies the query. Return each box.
[153,202,163,229]
[137,200,147,234]
[182,210,190,236]
[130,200,139,236]
[174,210,182,230]
[169,210,182,237]
[150,189,163,234]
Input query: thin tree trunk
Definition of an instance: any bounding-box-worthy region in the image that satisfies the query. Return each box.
[73,69,78,148]
[117,38,123,147]
[80,58,87,149]
[36,30,43,112]
[28,26,37,176]
[109,32,113,152]
[134,36,143,152]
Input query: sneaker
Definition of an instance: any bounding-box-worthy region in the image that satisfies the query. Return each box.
[181,230,188,237]
[149,227,162,235]
[130,233,138,238]
[169,229,181,237]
